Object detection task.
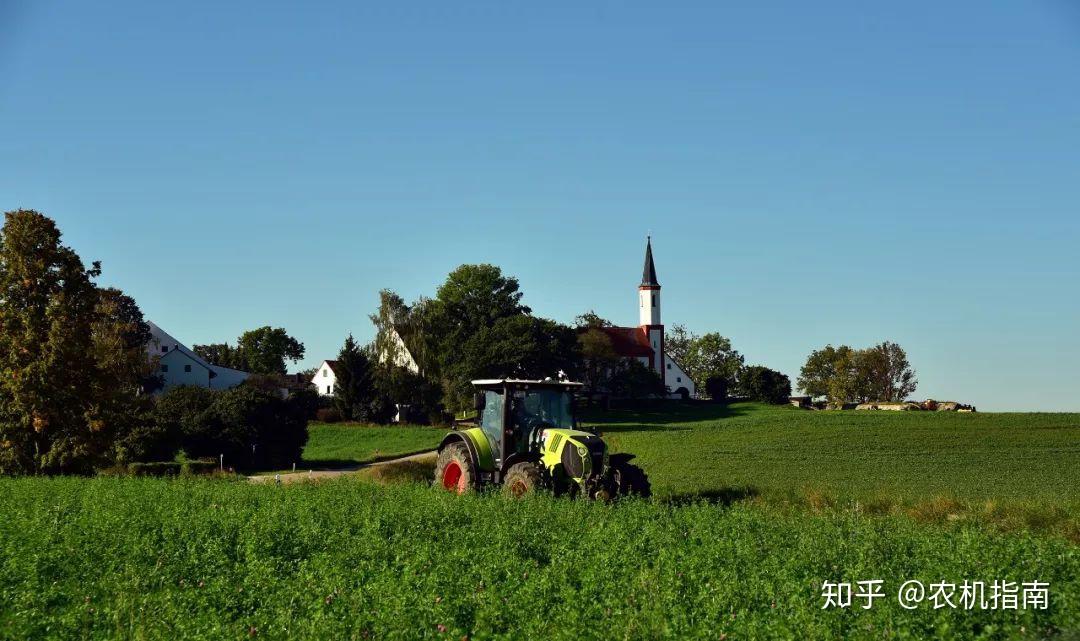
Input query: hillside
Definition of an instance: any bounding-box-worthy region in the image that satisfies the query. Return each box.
[589,403,1080,509]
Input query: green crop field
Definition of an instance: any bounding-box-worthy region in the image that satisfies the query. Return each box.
[587,403,1080,536]
[298,423,443,468]
[1,405,1078,640]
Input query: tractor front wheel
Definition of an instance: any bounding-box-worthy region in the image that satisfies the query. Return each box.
[433,443,476,495]
[502,462,546,498]
[611,462,651,498]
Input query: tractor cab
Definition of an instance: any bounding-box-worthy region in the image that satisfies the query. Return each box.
[473,378,582,467]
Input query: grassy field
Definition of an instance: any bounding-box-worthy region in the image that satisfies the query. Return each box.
[1,405,1078,640]
[587,403,1080,537]
[0,477,1077,640]
[298,422,443,468]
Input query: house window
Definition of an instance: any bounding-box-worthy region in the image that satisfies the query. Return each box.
[677,376,682,383]
[161,346,168,353]
[327,385,333,394]
[667,364,671,370]
[184,364,192,373]
[161,364,169,373]
[323,369,328,377]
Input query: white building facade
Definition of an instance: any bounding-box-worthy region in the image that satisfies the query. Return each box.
[311,360,339,396]
[147,322,250,392]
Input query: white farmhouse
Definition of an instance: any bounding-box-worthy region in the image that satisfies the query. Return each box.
[147,322,250,392]
[311,360,340,396]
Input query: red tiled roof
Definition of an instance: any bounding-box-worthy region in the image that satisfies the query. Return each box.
[595,326,654,358]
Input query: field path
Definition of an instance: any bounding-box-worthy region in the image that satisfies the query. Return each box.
[247,450,436,484]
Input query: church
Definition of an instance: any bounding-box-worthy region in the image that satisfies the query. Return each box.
[593,238,696,399]
[374,238,697,399]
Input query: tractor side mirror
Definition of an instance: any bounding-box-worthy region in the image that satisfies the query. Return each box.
[474,393,486,412]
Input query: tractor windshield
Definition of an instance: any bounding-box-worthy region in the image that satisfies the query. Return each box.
[511,389,574,432]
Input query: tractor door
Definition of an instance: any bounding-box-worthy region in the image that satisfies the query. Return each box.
[479,389,505,465]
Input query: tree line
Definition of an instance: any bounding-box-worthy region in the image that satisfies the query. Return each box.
[0,210,310,475]
[330,264,800,423]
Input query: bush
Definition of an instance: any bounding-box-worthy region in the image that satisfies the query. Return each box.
[152,386,217,457]
[181,459,219,476]
[208,386,308,470]
[738,366,792,405]
[128,462,182,477]
[704,376,728,402]
[316,407,343,423]
[137,385,309,471]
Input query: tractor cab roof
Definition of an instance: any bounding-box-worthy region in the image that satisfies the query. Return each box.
[470,379,584,392]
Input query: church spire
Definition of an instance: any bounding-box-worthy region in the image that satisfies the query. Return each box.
[641,236,660,287]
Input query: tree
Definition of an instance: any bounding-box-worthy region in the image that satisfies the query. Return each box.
[194,328,304,376]
[738,365,792,404]
[682,333,744,396]
[333,335,389,422]
[704,376,728,402]
[442,315,579,411]
[798,342,917,407]
[859,341,917,402]
[234,327,305,375]
[577,328,618,397]
[428,265,531,412]
[609,360,667,400]
[665,324,693,366]
[192,343,237,369]
[0,209,141,474]
[573,311,612,329]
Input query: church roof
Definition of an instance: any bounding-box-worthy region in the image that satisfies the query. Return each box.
[596,326,654,358]
[641,237,660,287]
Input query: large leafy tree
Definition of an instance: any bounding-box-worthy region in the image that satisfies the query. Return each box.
[235,327,305,375]
[798,342,917,406]
[860,341,917,402]
[0,210,150,474]
[681,332,744,396]
[194,327,304,375]
[192,343,237,369]
[428,265,532,411]
[738,365,792,404]
[665,324,693,366]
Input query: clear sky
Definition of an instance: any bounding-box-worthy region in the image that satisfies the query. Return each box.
[2,1,1078,410]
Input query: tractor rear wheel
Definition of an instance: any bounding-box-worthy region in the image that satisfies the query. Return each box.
[611,462,651,498]
[433,443,476,495]
[502,462,546,498]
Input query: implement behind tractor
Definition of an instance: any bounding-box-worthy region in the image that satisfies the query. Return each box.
[434,379,649,498]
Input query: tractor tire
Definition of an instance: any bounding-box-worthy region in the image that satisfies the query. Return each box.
[433,443,477,495]
[502,462,547,498]
[611,462,652,499]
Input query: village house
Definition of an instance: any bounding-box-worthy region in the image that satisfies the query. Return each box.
[146,322,250,392]
[311,359,339,396]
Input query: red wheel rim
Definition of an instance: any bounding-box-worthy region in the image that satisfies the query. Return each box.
[441,461,465,493]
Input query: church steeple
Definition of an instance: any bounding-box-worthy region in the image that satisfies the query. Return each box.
[641,236,660,287]
[638,237,662,328]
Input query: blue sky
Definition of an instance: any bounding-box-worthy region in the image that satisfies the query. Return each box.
[2,1,1078,410]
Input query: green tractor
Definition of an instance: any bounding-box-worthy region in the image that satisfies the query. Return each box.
[433,379,650,498]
